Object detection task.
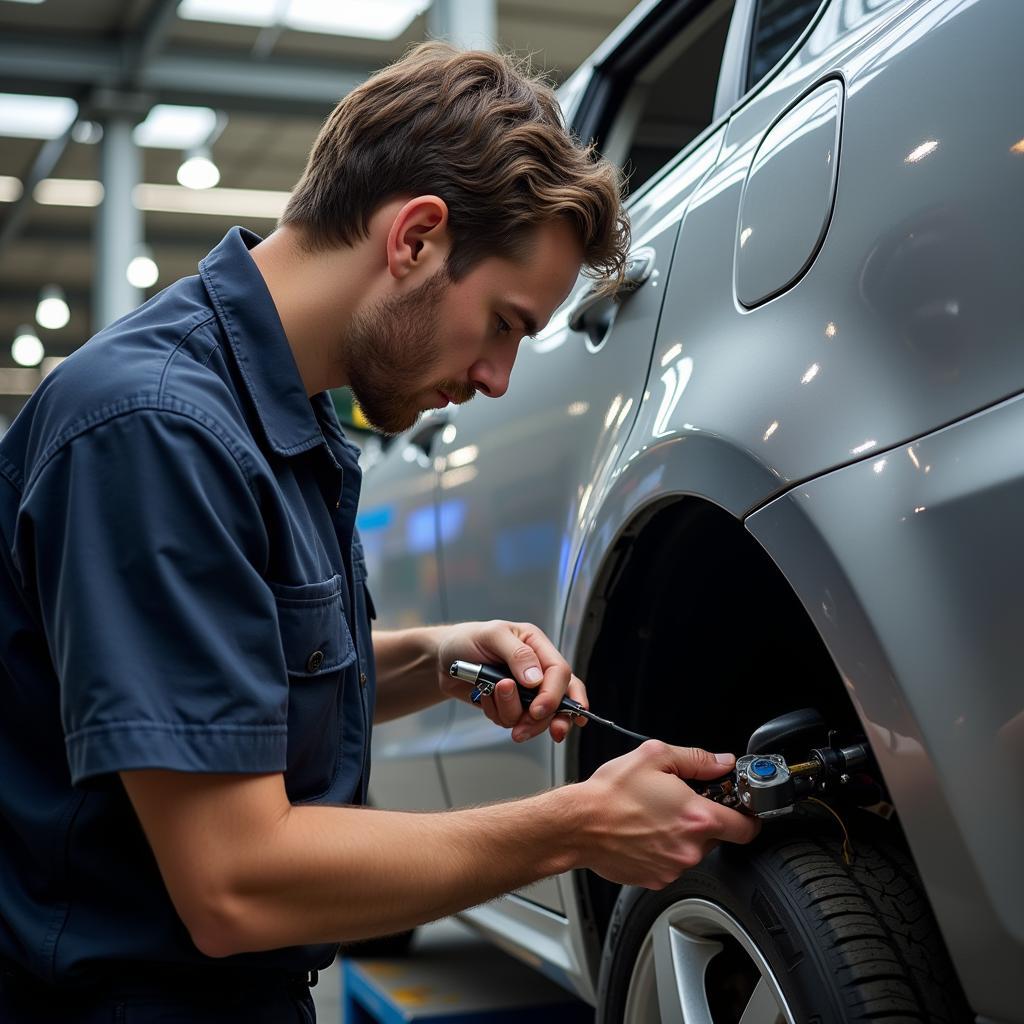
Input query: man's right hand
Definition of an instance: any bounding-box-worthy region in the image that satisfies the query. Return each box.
[575,741,761,889]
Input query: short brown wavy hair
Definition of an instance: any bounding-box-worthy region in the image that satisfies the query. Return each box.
[282,42,628,286]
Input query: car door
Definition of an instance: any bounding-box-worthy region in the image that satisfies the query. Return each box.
[433,0,737,913]
[360,418,452,810]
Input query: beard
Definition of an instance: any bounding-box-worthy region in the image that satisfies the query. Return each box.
[344,268,475,435]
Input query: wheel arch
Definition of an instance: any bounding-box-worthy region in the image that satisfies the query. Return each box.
[558,493,863,951]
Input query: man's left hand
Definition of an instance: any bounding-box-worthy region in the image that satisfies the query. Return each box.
[435,620,588,743]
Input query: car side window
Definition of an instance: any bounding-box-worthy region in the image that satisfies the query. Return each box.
[746,0,823,89]
[599,0,735,196]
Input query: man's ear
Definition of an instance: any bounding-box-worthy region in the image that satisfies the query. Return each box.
[386,196,450,281]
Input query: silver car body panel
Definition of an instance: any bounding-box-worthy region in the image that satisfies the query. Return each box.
[745,393,1024,1023]
[361,435,452,811]
[363,0,1024,1015]
[428,123,727,916]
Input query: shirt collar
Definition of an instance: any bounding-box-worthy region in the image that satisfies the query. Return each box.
[200,226,330,458]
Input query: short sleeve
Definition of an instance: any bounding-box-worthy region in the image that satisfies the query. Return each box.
[16,408,288,786]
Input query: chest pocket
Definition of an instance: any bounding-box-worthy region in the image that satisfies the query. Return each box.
[271,573,356,801]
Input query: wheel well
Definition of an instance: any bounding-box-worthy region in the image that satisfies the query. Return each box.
[572,497,864,944]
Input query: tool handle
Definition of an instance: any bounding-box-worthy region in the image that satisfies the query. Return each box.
[450,661,586,716]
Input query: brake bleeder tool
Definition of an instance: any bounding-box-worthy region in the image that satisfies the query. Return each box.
[449,660,650,743]
[448,661,872,819]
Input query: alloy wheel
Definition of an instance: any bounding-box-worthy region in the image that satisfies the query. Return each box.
[622,897,795,1024]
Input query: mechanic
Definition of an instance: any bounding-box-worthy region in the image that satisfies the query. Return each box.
[0,43,759,1022]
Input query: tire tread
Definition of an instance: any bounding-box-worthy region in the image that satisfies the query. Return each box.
[764,818,970,1023]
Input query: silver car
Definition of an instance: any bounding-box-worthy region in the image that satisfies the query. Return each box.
[357,0,1024,1020]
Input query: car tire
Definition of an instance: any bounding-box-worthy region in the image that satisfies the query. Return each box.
[596,812,971,1023]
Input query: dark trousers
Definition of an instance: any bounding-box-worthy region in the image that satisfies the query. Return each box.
[0,975,316,1023]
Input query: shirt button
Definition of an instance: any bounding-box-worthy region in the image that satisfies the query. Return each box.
[306,650,325,672]
[335,500,340,509]
[360,672,367,687]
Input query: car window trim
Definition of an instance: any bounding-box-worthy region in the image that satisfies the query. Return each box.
[570,0,720,150]
[714,0,757,121]
[612,0,837,210]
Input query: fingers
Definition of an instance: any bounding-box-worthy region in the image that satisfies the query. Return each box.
[479,622,574,737]
[548,675,589,743]
[493,678,523,729]
[706,802,762,845]
[650,741,737,782]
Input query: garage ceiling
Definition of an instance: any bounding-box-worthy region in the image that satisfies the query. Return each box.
[0,0,640,415]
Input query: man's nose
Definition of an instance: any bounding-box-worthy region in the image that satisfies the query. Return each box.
[469,354,515,399]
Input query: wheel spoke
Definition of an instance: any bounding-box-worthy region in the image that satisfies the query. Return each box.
[738,976,784,1024]
[652,919,722,1024]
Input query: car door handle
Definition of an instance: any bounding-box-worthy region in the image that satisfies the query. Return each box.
[567,246,656,333]
[407,412,450,457]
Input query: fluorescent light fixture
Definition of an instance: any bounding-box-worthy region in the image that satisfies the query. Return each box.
[134,182,288,218]
[179,0,431,39]
[177,0,279,28]
[71,120,103,145]
[34,178,104,206]
[12,326,44,368]
[133,105,219,150]
[0,93,77,140]
[17,177,287,218]
[177,147,221,190]
[0,176,23,202]
[287,0,432,39]
[36,285,70,331]
[127,247,160,289]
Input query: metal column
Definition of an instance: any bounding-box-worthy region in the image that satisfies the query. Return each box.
[427,0,496,51]
[94,113,143,331]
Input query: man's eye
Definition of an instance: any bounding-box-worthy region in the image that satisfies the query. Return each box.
[496,316,512,335]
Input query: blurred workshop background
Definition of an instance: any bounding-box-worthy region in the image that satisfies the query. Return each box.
[0,0,640,435]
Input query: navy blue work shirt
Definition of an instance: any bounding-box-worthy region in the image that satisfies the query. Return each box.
[0,227,377,985]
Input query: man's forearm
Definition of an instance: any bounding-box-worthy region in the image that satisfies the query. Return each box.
[371,626,449,722]
[124,745,758,960]
[190,781,584,956]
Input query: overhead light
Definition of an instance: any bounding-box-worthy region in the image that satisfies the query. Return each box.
[5,177,288,218]
[177,146,221,190]
[134,182,288,218]
[178,0,432,39]
[133,105,219,150]
[177,0,279,28]
[0,176,23,202]
[127,247,159,289]
[36,285,70,331]
[0,93,76,140]
[287,0,432,39]
[71,120,103,145]
[12,325,44,368]
[34,178,104,207]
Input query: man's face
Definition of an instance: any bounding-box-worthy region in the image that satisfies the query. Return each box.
[345,218,583,435]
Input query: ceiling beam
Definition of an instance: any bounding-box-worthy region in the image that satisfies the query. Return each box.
[0,35,373,115]
[0,123,78,255]
[125,0,183,79]
[0,3,182,265]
